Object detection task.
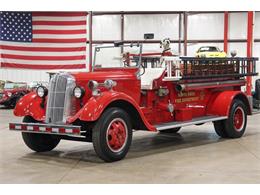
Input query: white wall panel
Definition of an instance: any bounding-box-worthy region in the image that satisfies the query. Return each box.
[254,12,260,39]
[92,15,121,40]
[253,42,260,84]
[188,13,224,40]
[0,69,49,82]
[229,12,247,39]
[228,42,247,57]
[124,14,179,40]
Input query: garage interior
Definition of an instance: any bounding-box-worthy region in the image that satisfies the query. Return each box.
[0,11,260,183]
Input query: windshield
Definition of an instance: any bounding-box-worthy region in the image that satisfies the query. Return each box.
[4,83,26,89]
[199,47,219,52]
[93,43,142,69]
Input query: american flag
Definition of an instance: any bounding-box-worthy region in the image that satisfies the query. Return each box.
[0,12,87,69]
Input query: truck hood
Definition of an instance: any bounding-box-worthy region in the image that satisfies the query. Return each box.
[70,69,138,82]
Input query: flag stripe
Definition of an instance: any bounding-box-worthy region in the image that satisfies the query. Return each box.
[33,29,87,34]
[32,38,87,43]
[32,12,87,17]
[1,63,86,69]
[32,20,86,26]
[33,34,87,39]
[0,41,85,47]
[0,45,86,52]
[32,25,86,30]
[1,58,86,65]
[1,54,86,61]
[1,49,86,56]
[32,16,87,22]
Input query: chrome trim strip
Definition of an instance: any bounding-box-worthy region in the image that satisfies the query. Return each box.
[10,122,81,129]
[9,129,86,138]
[9,122,84,138]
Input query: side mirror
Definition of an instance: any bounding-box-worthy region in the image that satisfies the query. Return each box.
[114,41,124,47]
[144,33,154,40]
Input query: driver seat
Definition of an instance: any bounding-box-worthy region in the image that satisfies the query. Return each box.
[140,68,165,90]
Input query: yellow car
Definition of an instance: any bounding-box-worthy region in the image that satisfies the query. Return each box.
[195,46,227,58]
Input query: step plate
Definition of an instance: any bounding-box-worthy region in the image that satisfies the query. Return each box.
[155,116,228,131]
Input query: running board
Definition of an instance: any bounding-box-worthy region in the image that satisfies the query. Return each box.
[155,116,228,131]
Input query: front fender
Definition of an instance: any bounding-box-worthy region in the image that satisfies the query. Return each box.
[207,91,250,116]
[13,92,45,121]
[67,91,156,131]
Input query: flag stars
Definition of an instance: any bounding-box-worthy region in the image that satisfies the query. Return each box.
[0,12,32,42]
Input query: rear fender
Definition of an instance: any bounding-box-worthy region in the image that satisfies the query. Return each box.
[68,91,156,131]
[13,92,45,121]
[207,91,251,116]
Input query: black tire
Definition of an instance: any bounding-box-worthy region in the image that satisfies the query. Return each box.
[92,107,132,162]
[214,99,247,138]
[159,127,181,134]
[213,120,228,138]
[22,116,60,152]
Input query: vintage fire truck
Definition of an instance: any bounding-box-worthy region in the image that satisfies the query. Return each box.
[9,36,260,162]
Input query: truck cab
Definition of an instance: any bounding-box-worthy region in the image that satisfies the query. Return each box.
[9,37,259,162]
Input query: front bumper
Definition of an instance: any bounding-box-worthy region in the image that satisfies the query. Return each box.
[9,123,81,136]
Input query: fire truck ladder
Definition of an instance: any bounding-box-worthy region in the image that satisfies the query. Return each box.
[180,57,258,80]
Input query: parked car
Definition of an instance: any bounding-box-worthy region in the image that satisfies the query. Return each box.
[0,82,29,108]
[195,46,227,58]
[9,36,259,162]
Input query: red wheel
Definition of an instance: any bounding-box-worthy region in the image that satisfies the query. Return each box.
[92,107,132,162]
[106,118,128,153]
[214,99,247,138]
[233,107,245,132]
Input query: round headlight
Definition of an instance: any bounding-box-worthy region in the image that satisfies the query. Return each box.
[36,86,48,98]
[73,86,85,99]
[88,80,99,91]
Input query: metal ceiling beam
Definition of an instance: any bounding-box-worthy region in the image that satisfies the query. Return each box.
[87,39,260,44]
[183,12,188,56]
[92,11,182,16]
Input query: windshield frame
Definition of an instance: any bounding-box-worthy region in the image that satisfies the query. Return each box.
[92,43,143,71]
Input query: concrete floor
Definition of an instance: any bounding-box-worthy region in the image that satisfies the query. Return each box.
[0,107,260,184]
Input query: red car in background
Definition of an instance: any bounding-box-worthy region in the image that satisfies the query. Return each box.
[0,82,29,108]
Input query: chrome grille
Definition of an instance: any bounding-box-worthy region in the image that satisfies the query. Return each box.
[46,73,76,124]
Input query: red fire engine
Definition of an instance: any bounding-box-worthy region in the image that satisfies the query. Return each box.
[9,36,260,162]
